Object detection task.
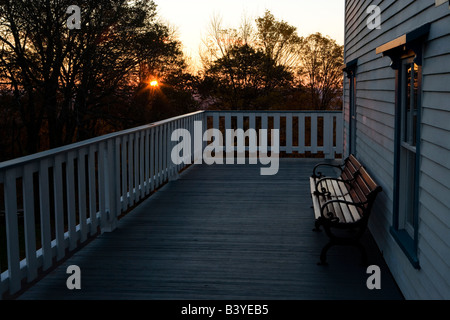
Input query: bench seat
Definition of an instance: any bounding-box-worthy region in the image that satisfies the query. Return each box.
[310,155,382,266]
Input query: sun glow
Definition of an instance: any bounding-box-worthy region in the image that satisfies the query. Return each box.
[150,80,159,87]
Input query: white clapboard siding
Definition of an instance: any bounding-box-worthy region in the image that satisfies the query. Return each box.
[344,0,450,299]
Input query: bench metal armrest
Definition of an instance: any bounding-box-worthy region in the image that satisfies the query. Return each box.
[320,199,366,222]
[314,177,352,197]
[312,162,344,179]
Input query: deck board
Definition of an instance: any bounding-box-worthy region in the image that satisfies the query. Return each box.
[17,159,403,300]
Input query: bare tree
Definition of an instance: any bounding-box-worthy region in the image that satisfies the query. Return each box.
[297,33,344,110]
[255,10,302,70]
[0,0,184,156]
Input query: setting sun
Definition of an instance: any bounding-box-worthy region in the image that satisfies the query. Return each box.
[150,80,159,87]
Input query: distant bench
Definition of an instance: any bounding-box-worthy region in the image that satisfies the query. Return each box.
[310,154,382,266]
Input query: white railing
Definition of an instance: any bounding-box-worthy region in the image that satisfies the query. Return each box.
[0,110,342,297]
[0,111,204,297]
[203,111,343,159]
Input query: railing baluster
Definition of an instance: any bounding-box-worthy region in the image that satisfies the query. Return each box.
[66,151,77,250]
[98,141,108,232]
[336,114,344,155]
[286,114,293,154]
[249,114,257,162]
[150,127,155,191]
[134,132,139,201]
[166,122,171,179]
[261,113,268,131]
[144,130,150,194]
[311,114,318,154]
[274,114,280,152]
[163,124,168,181]
[158,126,163,186]
[114,138,121,218]
[38,159,52,270]
[323,114,332,159]
[139,131,145,199]
[88,144,98,235]
[155,126,160,188]
[77,148,88,243]
[182,118,187,168]
[53,154,65,260]
[213,113,219,136]
[237,114,244,161]
[23,164,37,282]
[121,136,128,212]
[128,134,134,206]
[103,139,117,230]
[225,113,232,161]
[298,114,306,154]
[4,169,21,294]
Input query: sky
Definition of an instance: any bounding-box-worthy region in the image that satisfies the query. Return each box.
[153,0,345,71]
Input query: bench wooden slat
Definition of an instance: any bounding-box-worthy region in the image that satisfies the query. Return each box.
[337,181,362,222]
[341,155,361,181]
[352,174,369,204]
[310,177,322,220]
[330,179,354,223]
[324,179,346,222]
[359,167,378,192]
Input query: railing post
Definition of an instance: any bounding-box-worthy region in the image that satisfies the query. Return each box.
[4,169,21,294]
[39,158,52,270]
[336,113,344,155]
[23,164,38,282]
[286,113,293,154]
[77,148,88,243]
[324,113,334,159]
[169,120,180,181]
[99,140,118,233]
[53,154,66,260]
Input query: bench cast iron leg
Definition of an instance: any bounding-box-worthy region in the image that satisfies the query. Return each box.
[355,242,368,266]
[317,242,333,266]
[313,219,322,232]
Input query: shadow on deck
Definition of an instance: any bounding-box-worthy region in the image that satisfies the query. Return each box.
[17,159,403,300]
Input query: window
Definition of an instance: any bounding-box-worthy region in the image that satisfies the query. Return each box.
[398,58,421,239]
[376,23,429,269]
[343,59,358,156]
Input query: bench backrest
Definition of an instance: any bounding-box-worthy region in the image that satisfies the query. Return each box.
[340,154,362,182]
[348,165,383,219]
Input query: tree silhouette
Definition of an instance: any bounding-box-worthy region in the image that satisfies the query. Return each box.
[199,12,295,110]
[0,0,189,159]
[198,11,343,112]
[297,33,344,110]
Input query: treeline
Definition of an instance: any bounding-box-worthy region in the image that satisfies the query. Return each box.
[0,1,343,161]
[198,12,343,111]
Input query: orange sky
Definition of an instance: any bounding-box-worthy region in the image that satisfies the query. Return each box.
[154,0,345,71]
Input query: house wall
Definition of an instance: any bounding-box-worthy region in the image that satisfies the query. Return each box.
[344,0,450,299]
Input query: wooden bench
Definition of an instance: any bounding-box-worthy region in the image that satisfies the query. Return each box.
[310,155,382,266]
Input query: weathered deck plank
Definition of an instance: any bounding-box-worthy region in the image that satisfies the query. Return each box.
[17,159,403,300]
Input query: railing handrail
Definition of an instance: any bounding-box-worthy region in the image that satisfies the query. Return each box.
[204,110,342,114]
[0,110,205,171]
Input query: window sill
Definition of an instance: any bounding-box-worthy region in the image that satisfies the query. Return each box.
[390,227,420,270]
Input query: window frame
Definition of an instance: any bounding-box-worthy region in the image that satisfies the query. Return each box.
[376,24,430,270]
[343,59,358,156]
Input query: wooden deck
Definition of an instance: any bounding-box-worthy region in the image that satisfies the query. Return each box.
[16,159,403,300]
